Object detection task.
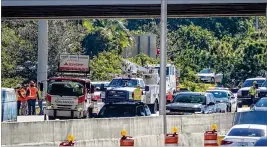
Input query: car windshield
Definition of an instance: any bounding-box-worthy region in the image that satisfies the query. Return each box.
[207,91,228,99]
[108,79,138,87]
[228,128,265,137]
[200,69,212,74]
[174,94,206,104]
[98,105,136,118]
[242,80,265,87]
[262,81,267,87]
[47,81,84,96]
[255,99,267,107]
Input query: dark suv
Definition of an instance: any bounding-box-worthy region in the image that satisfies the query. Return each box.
[95,102,151,118]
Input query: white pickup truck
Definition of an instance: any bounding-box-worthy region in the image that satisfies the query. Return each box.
[102,76,159,114]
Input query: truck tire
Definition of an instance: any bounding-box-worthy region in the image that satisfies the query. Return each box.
[149,101,158,114]
[48,116,55,120]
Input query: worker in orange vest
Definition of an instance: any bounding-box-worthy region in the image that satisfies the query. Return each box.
[15,84,24,115]
[21,84,28,115]
[26,81,39,115]
[167,91,173,103]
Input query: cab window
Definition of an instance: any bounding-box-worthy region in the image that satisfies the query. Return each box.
[139,80,145,88]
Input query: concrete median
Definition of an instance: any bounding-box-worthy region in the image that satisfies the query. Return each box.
[1,113,234,146]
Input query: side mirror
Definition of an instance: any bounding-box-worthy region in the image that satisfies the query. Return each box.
[145,86,149,91]
[40,83,44,91]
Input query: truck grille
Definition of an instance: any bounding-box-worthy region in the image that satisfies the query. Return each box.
[241,91,249,97]
[107,90,127,99]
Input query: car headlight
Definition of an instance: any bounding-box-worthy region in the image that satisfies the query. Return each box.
[237,90,242,96]
[101,92,105,98]
[76,103,83,111]
[129,92,133,99]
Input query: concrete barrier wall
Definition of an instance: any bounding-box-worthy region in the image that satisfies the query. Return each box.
[1,113,234,146]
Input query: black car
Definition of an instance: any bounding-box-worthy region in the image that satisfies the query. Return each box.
[95,102,151,118]
[166,92,217,115]
[254,137,267,146]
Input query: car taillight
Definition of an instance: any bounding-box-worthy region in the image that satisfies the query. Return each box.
[221,140,233,145]
[46,94,52,102]
[78,95,85,103]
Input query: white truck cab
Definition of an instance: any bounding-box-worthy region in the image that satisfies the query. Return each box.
[42,77,94,120]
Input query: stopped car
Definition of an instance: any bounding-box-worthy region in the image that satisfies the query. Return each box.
[221,124,267,146]
[237,77,266,108]
[166,92,217,114]
[254,137,267,146]
[196,68,223,83]
[251,97,267,111]
[206,89,236,112]
[94,102,151,118]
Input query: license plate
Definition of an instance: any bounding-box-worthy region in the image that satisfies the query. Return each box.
[238,142,248,146]
[242,105,248,108]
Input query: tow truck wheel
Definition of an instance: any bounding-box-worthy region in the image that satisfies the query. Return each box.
[48,116,55,120]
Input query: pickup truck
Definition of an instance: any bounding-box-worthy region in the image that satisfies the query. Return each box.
[236,77,266,108]
[102,77,159,114]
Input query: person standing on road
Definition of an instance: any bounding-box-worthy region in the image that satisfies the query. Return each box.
[15,84,24,115]
[133,84,142,101]
[37,82,44,115]
[249,81,257,105]
[21,84,28,115]
[26,81,38,115]
[167,91,173,103]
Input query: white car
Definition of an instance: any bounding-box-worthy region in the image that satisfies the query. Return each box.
[221,124,267,146]
[196,68,223,83]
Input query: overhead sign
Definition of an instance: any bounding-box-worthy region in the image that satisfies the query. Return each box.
[59,54,89,72]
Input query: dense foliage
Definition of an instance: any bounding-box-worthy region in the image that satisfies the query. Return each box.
[1,17,267,91]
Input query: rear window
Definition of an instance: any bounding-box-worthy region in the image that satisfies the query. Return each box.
[98,105,136,118]
[228,128,265,137]
[255,99,267,107]
[174,94,206,104]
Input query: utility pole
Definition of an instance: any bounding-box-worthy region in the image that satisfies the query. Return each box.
[159,0,167,135]
[37,20,48,91]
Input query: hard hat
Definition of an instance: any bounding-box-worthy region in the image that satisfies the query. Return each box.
[16,84,22,88]
[253,81,257,84]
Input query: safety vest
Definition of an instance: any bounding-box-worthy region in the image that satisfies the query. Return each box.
[16,89,23,102]
[167,91,172,101]
[27,87,38,99]
[249,87,256,96]
[133,88,142,101]
[37,89,45,100]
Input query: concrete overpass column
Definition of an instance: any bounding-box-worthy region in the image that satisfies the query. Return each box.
[37,20,48,91]
[159,0,167,135]
[266,3,267,24]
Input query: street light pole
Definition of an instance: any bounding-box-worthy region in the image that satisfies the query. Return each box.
[159,0,167,135]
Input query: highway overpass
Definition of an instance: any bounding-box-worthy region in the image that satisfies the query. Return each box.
[2,0,267,19]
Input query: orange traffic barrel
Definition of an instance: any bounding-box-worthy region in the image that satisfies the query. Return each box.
[204,131,218,146]
[120,136,134,146]
[165,133,178,146]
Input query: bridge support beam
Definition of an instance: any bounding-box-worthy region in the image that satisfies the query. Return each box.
[266,3,267,24]
[37,20,48,91]
[159,0,167,135]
